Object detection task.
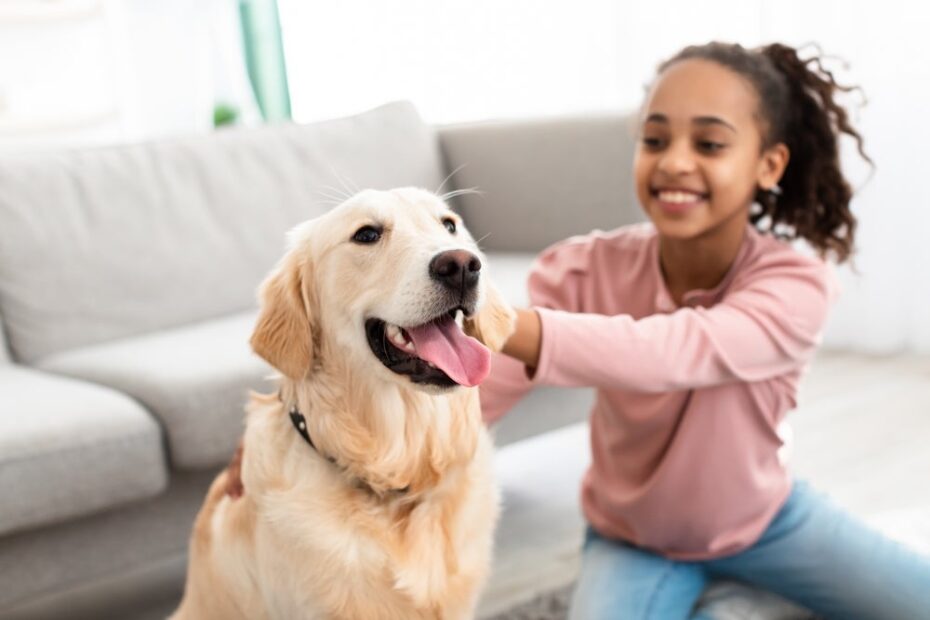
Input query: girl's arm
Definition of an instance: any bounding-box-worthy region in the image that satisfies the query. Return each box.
[488,231,834,406]
[517,260,833,393]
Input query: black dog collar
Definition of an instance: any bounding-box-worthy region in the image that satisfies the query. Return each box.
[282,394,408,496]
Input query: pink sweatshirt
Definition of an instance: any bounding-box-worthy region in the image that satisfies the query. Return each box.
[481,222,836,560]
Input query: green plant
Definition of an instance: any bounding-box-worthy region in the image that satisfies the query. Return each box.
[213,103,240,128]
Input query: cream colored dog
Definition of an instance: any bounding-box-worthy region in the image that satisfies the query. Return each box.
[170,188,514,620]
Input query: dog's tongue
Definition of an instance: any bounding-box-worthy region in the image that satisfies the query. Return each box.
[405,316,490,387]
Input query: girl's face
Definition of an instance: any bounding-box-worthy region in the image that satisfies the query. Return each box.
[634,59,787,242]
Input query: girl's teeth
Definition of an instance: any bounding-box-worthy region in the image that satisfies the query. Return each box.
[658,191,702,204]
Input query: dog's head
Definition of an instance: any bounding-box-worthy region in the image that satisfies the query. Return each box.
[250,188,514,392]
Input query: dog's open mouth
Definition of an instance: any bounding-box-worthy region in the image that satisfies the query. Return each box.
[366,309,491,388]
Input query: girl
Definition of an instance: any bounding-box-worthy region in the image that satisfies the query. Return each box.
[480,42,930,619]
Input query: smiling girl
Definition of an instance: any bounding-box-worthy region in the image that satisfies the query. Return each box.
[481,42,930,618]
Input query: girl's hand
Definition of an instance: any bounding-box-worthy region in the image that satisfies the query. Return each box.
[501,308,542,372]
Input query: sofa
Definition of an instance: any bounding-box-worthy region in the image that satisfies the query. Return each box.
[0,101,831,619]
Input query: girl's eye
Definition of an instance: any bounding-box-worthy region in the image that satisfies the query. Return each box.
[442,218,457,234]
[641,136,664,149]
[697,140,726,153]
[352,225,382,244]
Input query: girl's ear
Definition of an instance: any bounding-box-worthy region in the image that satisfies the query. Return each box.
[250,251,316,380]
[758,142,790,191]
[464,282,516,353]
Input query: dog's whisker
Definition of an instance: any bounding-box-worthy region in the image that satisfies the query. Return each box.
[441,187,484,203]
[343,171,361,194]
[315,186,353,204]
[317,183,352,199]
[447,189,490,209]
[473,232,493,250]
[315,198,346,209]
[435,163,468,197]
[315,190,346,202]
[329,166,360,198]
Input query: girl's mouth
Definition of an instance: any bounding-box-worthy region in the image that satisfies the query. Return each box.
[651,189,708,214]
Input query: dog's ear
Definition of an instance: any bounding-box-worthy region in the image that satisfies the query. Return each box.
[250,251,315,380]
[464,282,516,353]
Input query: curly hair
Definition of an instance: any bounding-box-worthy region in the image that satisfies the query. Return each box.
[659,42,871,263]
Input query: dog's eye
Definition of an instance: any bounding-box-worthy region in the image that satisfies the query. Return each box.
[352,226,382,244]
[442,218,457,234]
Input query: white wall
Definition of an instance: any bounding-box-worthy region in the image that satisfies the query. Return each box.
[280,0,627,123]
[759,1,930,352]
[0,0,123,148]
[0,0,258,150]
[280,0,775,124]
[1,0,928,352]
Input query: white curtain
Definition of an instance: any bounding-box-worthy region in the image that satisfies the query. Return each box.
[280,0,930,354]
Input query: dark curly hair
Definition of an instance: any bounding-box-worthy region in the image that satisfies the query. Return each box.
[658,42,871,263]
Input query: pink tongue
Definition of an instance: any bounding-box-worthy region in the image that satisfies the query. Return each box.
[405,316,491,387]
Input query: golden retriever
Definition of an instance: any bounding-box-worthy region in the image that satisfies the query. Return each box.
[170,188,514,620]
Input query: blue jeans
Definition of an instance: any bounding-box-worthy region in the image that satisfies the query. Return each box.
[568,480,930,619]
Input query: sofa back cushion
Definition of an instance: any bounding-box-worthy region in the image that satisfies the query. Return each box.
[0,102,444,363]
[438,112,643,252]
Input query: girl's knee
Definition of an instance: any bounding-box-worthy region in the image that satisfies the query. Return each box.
[570,531,707,619]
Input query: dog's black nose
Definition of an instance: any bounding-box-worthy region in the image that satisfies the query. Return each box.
[430,250,481,293]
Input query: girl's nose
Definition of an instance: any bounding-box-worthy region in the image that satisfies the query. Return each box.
[657,139,697,175]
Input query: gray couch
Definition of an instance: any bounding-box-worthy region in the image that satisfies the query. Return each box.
[0,101,639,618]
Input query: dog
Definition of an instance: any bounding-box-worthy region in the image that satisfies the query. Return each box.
[170,188,515,620]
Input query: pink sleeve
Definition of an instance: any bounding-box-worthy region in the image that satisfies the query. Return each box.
[479,353,534,424]
[479,241,587,424]
[533,256,834,392]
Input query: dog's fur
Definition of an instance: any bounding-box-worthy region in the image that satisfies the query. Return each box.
[170,188,514,620]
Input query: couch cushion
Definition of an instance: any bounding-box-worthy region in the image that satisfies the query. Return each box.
[439,112,644,253]
[484,251,535,309]
[0,101,445,363]
[482,422,589,616]
[39,312,273,470]
[0,366,167,537]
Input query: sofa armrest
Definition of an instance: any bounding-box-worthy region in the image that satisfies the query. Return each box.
[437,112,643,252]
